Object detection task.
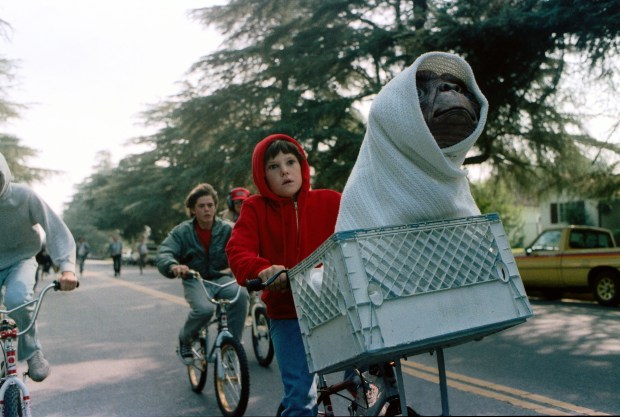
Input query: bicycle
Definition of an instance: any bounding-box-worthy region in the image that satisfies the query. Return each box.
[179,270,250,417]
[0,280,67,417]
[247,271,417,417]
[247,290,274,367]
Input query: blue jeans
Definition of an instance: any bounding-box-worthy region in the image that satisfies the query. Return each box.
[0,258,42,361]
[270,318,317,417]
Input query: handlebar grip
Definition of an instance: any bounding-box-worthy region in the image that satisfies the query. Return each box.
[246,269,289,292]
[52,280,80,290]
[246,278,265,292]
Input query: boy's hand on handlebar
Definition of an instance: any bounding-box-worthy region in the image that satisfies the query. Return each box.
[59,271,79,291]
[170,264,190,278]
[259,265,288,291]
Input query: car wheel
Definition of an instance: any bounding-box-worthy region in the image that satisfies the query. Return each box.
[591,270,620,306]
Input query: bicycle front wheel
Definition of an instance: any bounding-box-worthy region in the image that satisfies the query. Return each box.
[251,306,274,367]
[187,336,207,393]
[214,336,250,417]
[0,382,23,417]
[384,397,419,416]
[0,340,7,379]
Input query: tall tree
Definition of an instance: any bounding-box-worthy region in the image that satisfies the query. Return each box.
[0,20,54,183]
[69,0,620,241]
[141,0,618,199]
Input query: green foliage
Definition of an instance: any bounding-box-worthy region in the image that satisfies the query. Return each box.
[0,135,57,183]
[471,178,525,247]
[64,0,620,240]
[0,21,56,184]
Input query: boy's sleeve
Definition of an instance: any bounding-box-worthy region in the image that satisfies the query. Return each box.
[156,229,182,278]
[29,191,76,274]
[226,204,271,286]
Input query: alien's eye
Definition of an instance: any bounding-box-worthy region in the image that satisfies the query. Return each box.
[416,87,426,100]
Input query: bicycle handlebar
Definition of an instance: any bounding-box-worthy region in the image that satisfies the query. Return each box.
[185,270,242,305]
[0,280,74,336]
[246,269,288,292]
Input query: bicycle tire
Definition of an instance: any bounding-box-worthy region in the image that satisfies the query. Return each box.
[384,397,419,417]
[187,335,207,393]
[214,336,250,417]
[0,340,7,379]
[251,306,274,367]
[1,382,23,417]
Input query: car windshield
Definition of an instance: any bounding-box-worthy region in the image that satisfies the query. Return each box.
[529,230,562,251]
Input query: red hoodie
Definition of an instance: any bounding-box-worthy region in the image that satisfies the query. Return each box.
[226,134,341,319]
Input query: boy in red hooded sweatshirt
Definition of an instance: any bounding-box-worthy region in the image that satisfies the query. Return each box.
[226,134,341,416]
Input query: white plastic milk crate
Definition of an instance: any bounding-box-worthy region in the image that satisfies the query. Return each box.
[288,213,533,374]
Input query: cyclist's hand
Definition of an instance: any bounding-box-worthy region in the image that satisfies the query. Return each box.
[170,264,190,278]
[59,271,79,291]
[259,265,287,291]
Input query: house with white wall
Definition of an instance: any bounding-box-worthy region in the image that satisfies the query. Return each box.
[520,194,620,246]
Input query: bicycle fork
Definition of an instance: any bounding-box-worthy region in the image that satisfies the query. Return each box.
[0,320,32,417]
[210,309,234,380]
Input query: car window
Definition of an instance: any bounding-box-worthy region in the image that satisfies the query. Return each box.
[569,231,586,249]
[584,231,613,249]
[529,230,562,251]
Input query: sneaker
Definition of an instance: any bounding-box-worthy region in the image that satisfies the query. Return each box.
[179,338,193,365]
[27,350,50,382]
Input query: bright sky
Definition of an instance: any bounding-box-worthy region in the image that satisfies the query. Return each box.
[1,1,222,214]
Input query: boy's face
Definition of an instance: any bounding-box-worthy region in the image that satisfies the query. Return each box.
[265,151,302,198]
[233,199,243,214]
[191,195,216,226]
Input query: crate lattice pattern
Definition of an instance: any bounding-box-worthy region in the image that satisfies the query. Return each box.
[295,249,345,331]
[295,221,503,331]
[357,222,500,300]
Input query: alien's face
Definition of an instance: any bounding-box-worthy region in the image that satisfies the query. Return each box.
[416,70,481,148]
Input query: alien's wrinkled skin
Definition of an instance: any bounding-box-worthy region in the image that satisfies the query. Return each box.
[416,70,481,149]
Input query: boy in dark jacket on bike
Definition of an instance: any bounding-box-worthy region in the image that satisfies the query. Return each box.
[226,134,341,416]
[157,183,248,363]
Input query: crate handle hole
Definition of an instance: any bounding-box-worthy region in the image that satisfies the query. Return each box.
[495,261,510,283]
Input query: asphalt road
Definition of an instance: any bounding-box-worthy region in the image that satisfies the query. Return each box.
[23,260,620,416]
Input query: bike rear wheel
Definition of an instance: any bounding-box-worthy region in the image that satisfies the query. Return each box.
[214,336,250,417]
[251,306,274,367]
[187,336,207,393]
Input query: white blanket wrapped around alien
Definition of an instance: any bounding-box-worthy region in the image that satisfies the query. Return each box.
[336,52,489,231]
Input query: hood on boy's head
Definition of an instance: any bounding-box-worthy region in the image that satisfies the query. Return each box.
[251,134,311,200]
[0,152,12,199]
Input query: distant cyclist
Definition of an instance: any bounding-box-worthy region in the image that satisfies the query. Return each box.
[0,152,79,382]
[219,187,250,223]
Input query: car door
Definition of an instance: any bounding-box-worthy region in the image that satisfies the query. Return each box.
[517,229,562,287]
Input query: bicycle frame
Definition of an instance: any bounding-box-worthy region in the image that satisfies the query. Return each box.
[248,292,263,345]
[0,322,31,417]
[0,281,61,417]
[194,275,242,375]
[183,270,250,417]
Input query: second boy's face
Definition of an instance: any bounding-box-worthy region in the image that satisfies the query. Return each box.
[192,195,216,228]
[265,151,302,199]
